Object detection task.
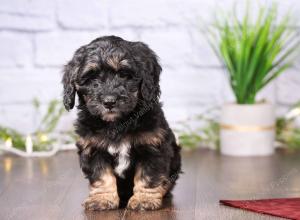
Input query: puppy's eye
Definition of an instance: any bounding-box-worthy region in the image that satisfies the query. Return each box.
[80,76,90,85]
[119,74,128,79]
[118,70,133,79]
[81,72,96,85]
[93,83,99,88]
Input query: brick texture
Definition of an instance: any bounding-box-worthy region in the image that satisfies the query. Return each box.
[0,0,299,132]
[0,32,32,67]
[57,0,109,29]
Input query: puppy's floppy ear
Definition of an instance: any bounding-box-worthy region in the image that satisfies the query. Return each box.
[134,42,162,102]
[62,46,85,111]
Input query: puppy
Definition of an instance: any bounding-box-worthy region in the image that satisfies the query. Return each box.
[62,36,181,211]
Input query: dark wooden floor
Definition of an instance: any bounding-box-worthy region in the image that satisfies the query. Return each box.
[0,149,300,220]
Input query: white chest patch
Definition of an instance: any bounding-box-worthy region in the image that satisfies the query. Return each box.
[107,141,131,178]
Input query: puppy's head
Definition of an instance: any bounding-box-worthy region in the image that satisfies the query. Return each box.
[62,36,161,122]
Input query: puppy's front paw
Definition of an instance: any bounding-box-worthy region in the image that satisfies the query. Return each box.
[127,194,162,211]
[83,193,119,211]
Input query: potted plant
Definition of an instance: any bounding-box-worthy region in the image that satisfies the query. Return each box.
[208,4,300,156]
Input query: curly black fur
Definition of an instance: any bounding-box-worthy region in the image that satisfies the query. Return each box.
[62,36,181,210]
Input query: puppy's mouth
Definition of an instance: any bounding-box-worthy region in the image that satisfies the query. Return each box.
[102,109,120,122]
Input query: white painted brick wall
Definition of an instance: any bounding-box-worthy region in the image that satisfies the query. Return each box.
[0,0,55,31]
[35,32,101,67]
[0,0,299,133]
[140,28,194,67]
[0,32,32,67]
[57,0,109,29]
[109,0,215,27]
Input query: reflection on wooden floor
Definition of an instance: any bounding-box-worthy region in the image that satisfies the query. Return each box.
[1,149,299,220]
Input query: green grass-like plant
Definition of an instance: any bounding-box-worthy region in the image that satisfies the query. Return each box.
[0,98,67,151]
[176,108,220,150]
[276,102,300,150]
[208,3,299,104]
[177,103,300,151]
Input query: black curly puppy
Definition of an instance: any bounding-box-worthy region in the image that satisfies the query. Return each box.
[62,36,181,211]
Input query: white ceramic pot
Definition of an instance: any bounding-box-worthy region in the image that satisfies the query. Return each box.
[220,103,275,156]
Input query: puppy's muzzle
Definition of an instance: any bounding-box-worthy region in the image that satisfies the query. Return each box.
[103,95,117,110]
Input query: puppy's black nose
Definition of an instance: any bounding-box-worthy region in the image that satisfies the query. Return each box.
[103,95,117,110]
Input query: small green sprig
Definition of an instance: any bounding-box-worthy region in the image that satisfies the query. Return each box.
[176,108,220,150]
[0,126,26,150]
[0,98,68,152]
[276,102,300,150]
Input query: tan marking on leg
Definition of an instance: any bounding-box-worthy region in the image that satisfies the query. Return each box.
[127,166,170,210]
[83,168,119,211]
